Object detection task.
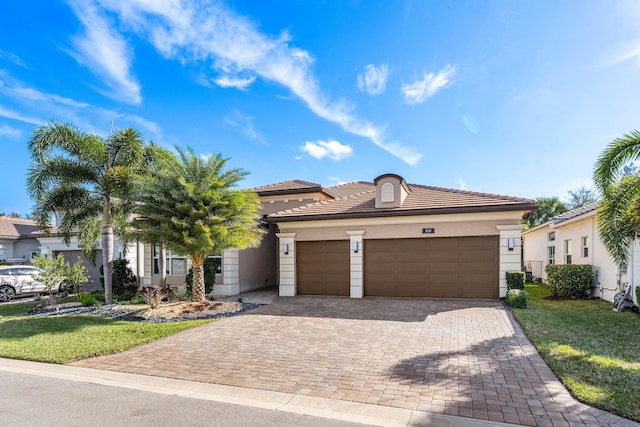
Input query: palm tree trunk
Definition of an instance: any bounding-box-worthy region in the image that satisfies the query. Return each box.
[102,199,113,304]
[159,244,167,292]
[192,262,205,301]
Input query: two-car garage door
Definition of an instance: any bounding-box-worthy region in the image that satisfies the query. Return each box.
[296,236,499,299]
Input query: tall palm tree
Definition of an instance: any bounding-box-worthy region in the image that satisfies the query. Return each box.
[134,147,264,301]
[594,130,640,270]
[27,121,145,303]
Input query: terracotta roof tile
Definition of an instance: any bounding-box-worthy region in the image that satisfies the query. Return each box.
[323,181,375,198]
[252,179,323,195]
[0,216,41,238]
[552,201,599,224]
[269,183,536,221]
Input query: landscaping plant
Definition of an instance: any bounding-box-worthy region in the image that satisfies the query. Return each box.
[142,287,166,309]
[505,288,528,308]
[185,257,217,295]
[545,264,594,298]
[506,271,525,290]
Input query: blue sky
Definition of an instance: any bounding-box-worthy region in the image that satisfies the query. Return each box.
[2,0,640,216]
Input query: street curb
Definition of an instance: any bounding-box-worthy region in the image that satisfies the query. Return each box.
[0,358,520,427]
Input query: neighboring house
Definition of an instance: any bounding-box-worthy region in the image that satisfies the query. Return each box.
[522,202,640,303]
[0,216,41,264]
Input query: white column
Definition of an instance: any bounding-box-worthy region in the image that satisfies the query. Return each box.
[216,249,240,295]
[276,233,296,296]
[136,241,144,287]
[346,230,365,298]
[497,225,524,298]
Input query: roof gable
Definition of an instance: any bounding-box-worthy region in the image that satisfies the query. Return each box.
[0,216,41,239]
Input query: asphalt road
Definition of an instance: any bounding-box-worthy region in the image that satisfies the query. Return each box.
[0,371,367,427]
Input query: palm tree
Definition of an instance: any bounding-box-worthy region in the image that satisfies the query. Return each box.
[594,130,640,270]
[521,196,568,229]
[134,147,264,301]
[27,121,146,303]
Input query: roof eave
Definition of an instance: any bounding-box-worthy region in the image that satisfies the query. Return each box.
[256,187,324,197]
[268,203,538,223]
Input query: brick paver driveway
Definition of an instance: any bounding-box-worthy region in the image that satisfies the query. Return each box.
[72,297,636,427]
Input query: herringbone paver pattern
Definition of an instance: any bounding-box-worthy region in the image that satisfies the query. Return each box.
[72,297,638,427]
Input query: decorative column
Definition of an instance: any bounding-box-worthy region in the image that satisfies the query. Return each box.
[346,230,365,298]
[497,225,524,298]
[276,233,296,296]
[217,249,240,296]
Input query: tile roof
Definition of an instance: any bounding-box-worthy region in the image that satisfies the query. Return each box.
[323,181,375,198]
[269,183,536,221]
[0,216,41,239]
[552,201,599,224]
[251,180,323,196]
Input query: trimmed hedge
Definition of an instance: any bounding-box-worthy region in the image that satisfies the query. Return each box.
[506,271,525,290]
[506,289,528,308]
[545,264,594,298]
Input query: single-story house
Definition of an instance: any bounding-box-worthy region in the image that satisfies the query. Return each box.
[522,202,640,304]
[18,173,537,300]
[0,216,41,264]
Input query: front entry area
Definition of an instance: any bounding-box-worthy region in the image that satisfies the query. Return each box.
[296,240,350,296]
[364,236,499,298]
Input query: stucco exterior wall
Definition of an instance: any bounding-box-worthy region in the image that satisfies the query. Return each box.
[238,225,277,293]
[12,239,40,261]
[0,238,14,261]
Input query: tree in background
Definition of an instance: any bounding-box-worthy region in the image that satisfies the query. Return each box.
[134,147,264,301]
[522,196,568,229]
[565,185,599,210]
[594,130,640,270]
[32,253,87,304]
[27,121,146,303]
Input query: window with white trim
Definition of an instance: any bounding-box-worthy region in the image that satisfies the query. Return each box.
[564,239,572,264]
[581,236,589,258]
[547,246,555,265]
[153,247,187,276]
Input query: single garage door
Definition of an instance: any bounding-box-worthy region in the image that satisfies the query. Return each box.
[297,240,350,296]
[364,236,498,298]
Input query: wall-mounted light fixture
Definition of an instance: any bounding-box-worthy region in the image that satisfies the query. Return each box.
[283,243,289,255]
[507,237,514,251]
[352,241,359,253]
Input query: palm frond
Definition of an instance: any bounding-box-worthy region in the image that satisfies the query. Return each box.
[594,130,640,195]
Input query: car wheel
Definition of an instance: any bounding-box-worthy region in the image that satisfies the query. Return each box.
[0,285,15,302]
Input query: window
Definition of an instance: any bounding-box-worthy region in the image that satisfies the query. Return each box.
[564,239,572,264]
[548,231,555,242]
[581,236,589,258]
[381,182,394,202]
[207,256,222,274]
[153,246,187,276]
[29,250,40,260]
[547,246,555,265]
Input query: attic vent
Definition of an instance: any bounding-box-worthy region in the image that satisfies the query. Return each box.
[381,182,394,202]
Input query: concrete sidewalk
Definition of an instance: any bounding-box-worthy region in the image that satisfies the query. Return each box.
[0,358,520,427]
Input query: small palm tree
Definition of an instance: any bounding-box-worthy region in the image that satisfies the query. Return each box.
[594,130,640,270]
[134,147,264,301]
[27,121,146,303]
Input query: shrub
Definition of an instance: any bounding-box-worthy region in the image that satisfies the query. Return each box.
[185,258,217,295]
[142,287,166,309]
[115,291,137,302]
[130,293,145,305]
[100,259,137,295]
[506,271,525,290]
[545,264,594,298]
[506,289,528,309]
[76,292,96,307]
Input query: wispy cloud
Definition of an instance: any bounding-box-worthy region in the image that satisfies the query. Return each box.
[357,63,389,95]
[0,70,162,140]
[67,1,421,165]
[66,0,141,104]
[458,175,467,190]
[401,64,456,105]
[214,75,256,90]
[224,108,267,145]
[301,139,352,161]
[0,49,28,68]
[0,124,23,139]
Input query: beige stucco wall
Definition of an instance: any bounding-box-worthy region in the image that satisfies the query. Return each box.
[238,224,277,293]
[522,212,623,302]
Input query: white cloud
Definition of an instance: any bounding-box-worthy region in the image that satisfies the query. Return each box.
[214,75,256,90]
[0,105,41,125]
[67,0,141,104]
[0,49,28,68]
[458,175,467,191]
[301,139,352,161]
[357,63,389,95]
[401,64,456,105]
[0,124,23,139]
[224,108,267,145]
[67,0,421,165]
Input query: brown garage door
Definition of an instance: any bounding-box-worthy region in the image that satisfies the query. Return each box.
[364,237,498,298]
[297,241,350,296]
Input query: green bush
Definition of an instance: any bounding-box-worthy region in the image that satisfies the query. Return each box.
[130,293,145,305]
[76,292,96,307]
[545,264,594,298]
[185,258,217,295]
[506,289,528,308]
[506,271,525,290]
[100,259,137,295]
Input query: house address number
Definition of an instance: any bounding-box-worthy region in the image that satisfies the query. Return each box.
[422,228,435,234]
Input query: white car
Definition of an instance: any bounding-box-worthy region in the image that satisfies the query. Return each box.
[0,266,64,302]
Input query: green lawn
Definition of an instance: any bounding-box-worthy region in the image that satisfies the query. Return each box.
[512,283,640,421]
[0,302,213,364]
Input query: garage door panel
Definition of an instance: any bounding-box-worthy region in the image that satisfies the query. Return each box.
[297,241,349,296]
[365,236,498,299]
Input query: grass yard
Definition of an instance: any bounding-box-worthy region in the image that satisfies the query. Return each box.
[0,301,213,364]
[512,283,640,421]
